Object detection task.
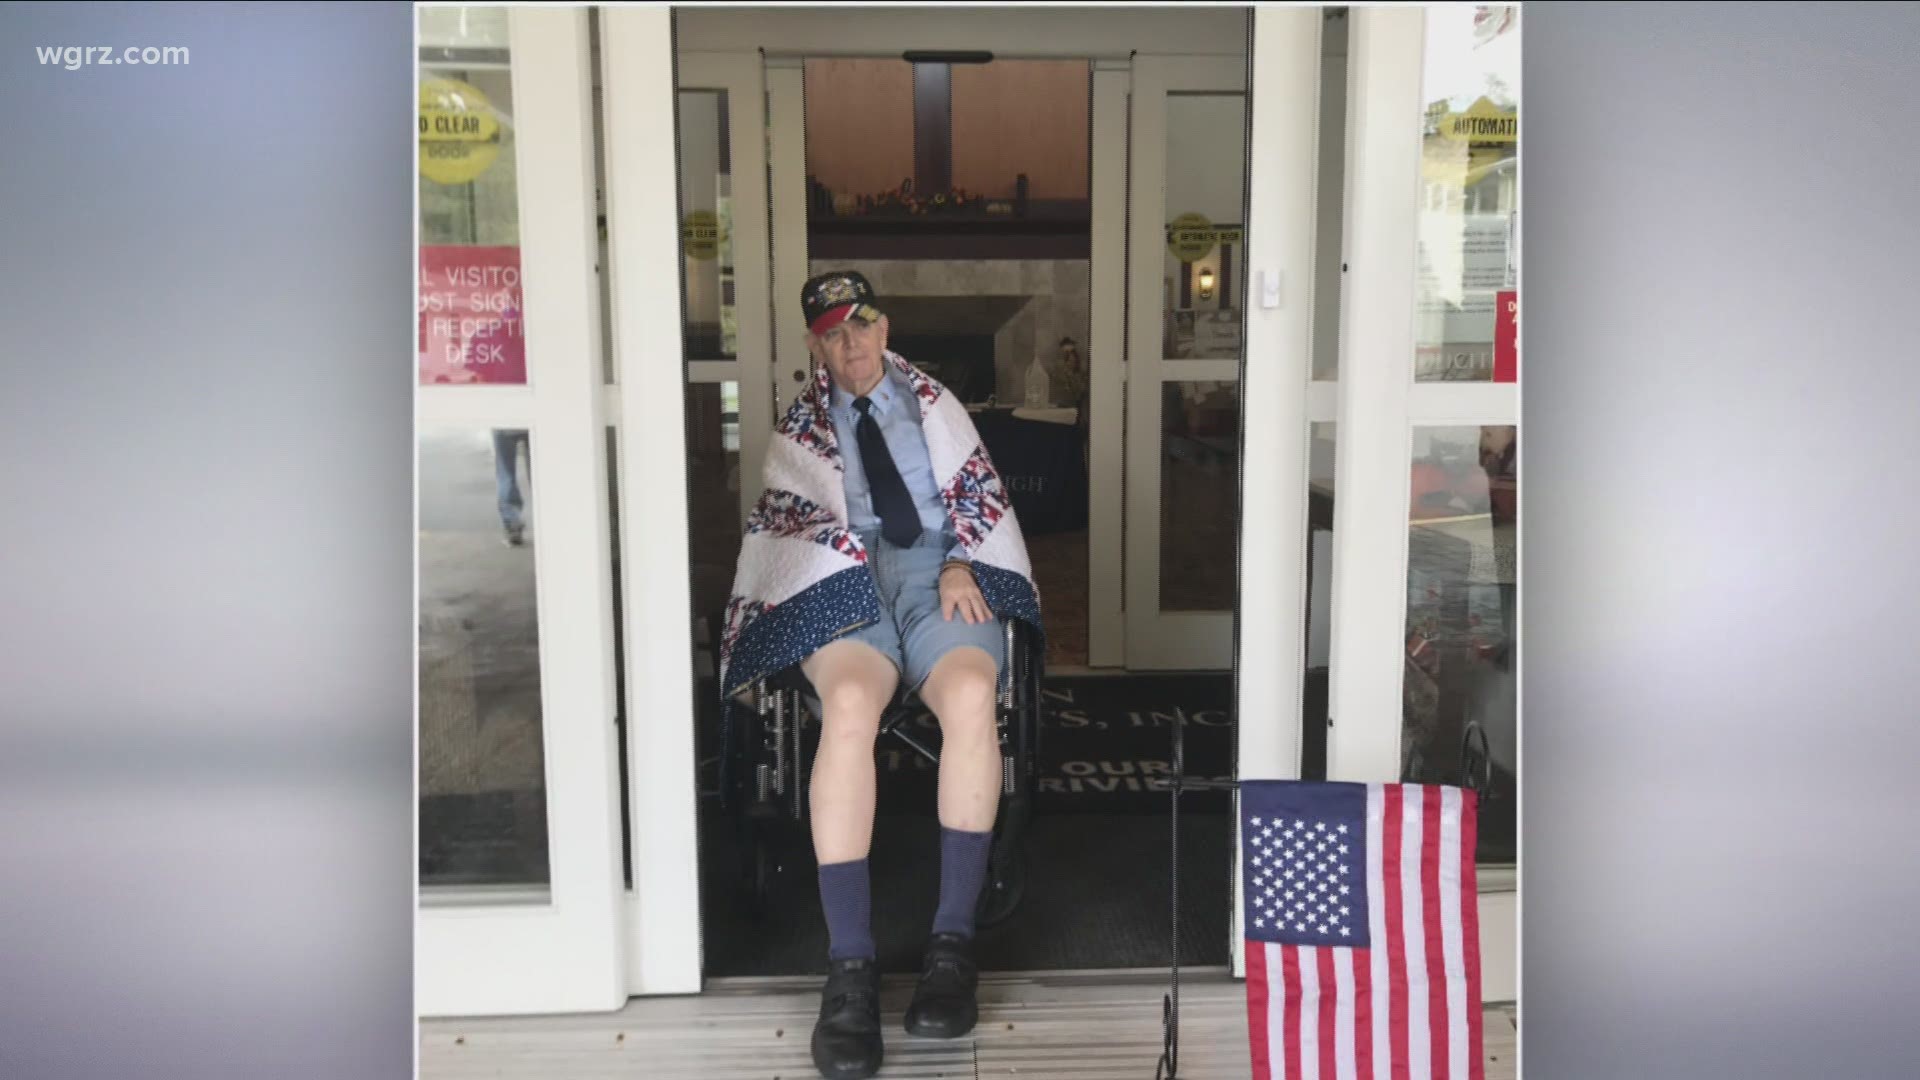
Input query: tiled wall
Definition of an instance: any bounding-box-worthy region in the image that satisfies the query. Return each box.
[810,259,1091,401]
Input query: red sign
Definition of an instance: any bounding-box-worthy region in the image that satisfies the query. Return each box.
[419,245,526,385]
[1493,289,1518,383]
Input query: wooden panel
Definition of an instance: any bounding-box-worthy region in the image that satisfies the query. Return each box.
[951,60,1091,199]
[803,59,915,197]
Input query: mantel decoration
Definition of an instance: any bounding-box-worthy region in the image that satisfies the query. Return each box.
[808,173,1033,220]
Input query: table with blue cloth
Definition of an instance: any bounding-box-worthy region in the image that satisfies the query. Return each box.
[967,406,1088,535]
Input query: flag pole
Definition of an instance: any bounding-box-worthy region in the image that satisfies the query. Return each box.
[1157,702,1240,1079]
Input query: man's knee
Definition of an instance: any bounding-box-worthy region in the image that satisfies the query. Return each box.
[925,647,999,730]
[804,641,897,737]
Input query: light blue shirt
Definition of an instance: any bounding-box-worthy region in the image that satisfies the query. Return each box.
[830,365,966,562]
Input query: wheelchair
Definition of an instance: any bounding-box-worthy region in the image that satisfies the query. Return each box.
[720,615,1044,929]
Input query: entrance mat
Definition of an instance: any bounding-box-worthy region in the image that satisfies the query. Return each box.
[872,673,1236,815]
[698,810,1233,978]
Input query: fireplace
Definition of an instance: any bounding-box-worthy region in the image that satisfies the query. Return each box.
[890,333,996,404]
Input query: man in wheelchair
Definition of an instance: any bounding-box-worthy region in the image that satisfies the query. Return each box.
[718,270,1044,1080]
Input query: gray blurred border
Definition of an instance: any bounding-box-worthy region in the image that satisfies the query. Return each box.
[1521,3,1920,1076]
[0,3,415,1078]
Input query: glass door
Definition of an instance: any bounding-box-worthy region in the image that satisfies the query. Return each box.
[1326,3,1521,1003]
[416,5,633,1016]
[1124,56,1251,670]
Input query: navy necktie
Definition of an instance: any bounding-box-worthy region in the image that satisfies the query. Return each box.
[853,396,921,549]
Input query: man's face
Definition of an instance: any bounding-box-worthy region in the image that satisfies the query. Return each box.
[809,313,889,396]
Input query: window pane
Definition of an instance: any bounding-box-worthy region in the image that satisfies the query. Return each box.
[1313,10,1350,381]
[418,428,550,887]
[1400,425,1517,863]
[1161,380,1240,612]
[685,382,744,639]
[1163,92,1247,363]
[1303,422,1337,780]
[1414,5,1519,383]
[419,23,526,387]
[678,90,736,361]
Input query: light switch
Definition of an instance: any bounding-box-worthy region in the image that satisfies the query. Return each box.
[1260,268,1282,309]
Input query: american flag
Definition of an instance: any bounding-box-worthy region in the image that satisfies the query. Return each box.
[1240,781,1483,1080]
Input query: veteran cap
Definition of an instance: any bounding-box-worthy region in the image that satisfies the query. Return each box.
[801,270,883,336]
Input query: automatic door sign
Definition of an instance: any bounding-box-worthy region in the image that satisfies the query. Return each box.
[419,77,502,185]
[1437,96,1517,144]
[1166,213,1216,263]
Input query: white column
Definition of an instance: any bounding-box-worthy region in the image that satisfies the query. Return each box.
[603,4,702,995]
[1325,5,1425,784]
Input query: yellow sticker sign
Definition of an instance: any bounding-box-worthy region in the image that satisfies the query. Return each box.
[419,77,502,185]
[682,210,720,261]
[1438,96,1517,144]
[1167,213,1215,262]
[1165,213,1242,263]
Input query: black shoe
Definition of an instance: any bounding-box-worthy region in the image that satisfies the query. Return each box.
[811,956,883,1080]
[903,932,979,1039]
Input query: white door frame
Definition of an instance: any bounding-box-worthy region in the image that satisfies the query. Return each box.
[604,6,709,998]
[672,51,777,528]
[1325,5,1518,1003]
[1086,58,1130,670]
[1227,1,1323,974]
[417,6,632,1018]
[1122,53,1252,671]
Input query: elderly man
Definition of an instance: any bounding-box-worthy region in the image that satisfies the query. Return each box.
[718,271,1043,1080]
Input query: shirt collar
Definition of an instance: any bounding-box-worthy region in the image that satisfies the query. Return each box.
[831,364,899,417]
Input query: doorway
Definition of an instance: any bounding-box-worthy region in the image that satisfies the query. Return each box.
[668,6,1303,981]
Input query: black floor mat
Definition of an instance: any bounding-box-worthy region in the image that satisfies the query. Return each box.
[698,810,1233,978]
[693,672,1240,977]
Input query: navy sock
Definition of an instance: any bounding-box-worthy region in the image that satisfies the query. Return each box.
[818,858,875,962]
[932,826,994,939]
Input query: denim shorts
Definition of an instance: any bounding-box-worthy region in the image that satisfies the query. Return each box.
[835,527,1006,695]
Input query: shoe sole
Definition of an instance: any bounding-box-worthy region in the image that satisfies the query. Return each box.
[810,1048,882,1080]
[903,1010,978,1040]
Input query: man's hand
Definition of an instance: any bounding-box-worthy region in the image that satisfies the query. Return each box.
[939,563,991,625]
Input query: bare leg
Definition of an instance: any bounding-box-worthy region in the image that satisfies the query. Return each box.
[918,646,1001,833]
[801,638,900,864]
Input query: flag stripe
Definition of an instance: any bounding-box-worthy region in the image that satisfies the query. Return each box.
[1422,785,1451,1079]
[1248,939,1273,1080]
[1281,945,1303,1080]
[1441,787,1470,1080]
[1317,944,1338,1079]
[1461,792,1486,1080]
[1382,785,1408,1079]
[1354,924,1375,1080]
[1334,947,1358,1080]
[1366,785,1388,1080]
[1402,785,1430,1079]
[1269,941,1289,1080]
[1300,946,1320,1080]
